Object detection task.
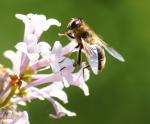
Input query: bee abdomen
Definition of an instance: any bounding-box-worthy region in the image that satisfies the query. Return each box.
[97,48,106,71]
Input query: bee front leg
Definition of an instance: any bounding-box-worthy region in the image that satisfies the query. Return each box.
[77,46,82,65]
[74,45,82,67]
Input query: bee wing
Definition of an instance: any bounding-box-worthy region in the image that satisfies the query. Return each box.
[98,39,125,62]
[82,39,105,75]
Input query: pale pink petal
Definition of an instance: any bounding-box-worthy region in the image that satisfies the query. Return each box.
[71,64,90,96]
[0,110,29,124]
[16,41,39,61]
[59,58,74,70]
[62,40,78,55]
[27,53,39,62]
[30,59,49,70]
[20,53,29,74]
[27,73,62,88]
[51,41,62,55]
[15,14,28,23]
[38,42,51,59]
[4,50,21,74]
[32,74,52,79]
[49,99,76,119]
[14,111,29,124]
[41,82,68,103]
[45,18,61,30]
[38,42,51,52]
[15,42,27,53]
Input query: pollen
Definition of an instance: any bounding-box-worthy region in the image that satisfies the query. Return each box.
[9,75,22,87]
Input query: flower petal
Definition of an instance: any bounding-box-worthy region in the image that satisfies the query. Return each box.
[14,111,29,124]
[4,50,21,74]
[45,19,61,30]
[15,42,27,53]
[49,99,76,119]
[41,82,68,103]
[15,14,28,23]
[62,40,78,55]
[52,41,62,55]
[71,64,90,96]
[38,41,51,59]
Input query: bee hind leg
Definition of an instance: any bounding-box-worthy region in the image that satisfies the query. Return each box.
[83,64,90,77]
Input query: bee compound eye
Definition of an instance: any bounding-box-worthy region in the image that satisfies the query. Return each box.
[70,22,77,29]
[70,20,81,29]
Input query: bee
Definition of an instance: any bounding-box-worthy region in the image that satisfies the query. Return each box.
[60,18,125,75]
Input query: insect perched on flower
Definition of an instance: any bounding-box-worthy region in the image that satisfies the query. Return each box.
[60,18,125,75]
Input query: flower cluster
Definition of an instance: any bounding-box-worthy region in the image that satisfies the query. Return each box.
[0,14,90,123]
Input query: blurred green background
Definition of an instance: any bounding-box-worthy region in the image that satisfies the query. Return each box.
[0,0,150,124]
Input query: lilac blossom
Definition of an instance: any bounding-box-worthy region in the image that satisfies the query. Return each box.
[0,13,91,123]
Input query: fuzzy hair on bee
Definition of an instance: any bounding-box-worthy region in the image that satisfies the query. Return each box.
[60,18,125,75]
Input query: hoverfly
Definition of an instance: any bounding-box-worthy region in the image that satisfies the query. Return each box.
[60,18,125,75]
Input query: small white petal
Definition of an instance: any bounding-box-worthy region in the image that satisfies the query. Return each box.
[71,66,90,96]
[4,50,21,74]
[4,50,16,61]
[52,41,62,55]
[50,100,76,119]
[30,93,45,100]
[38,41,51,59]
[51,90,68,104]
[62,77,70,88]
[27,53,39,62]
[14,111,29,124]
[15,14,28,23]
[15,42,27,53]
[62,40,78,55]
[83,68,90,81]
[38,42,51,51]
[0,111,29,124]
[24,34,38,46]
[60,58,74,69]
[82,63,90,81]
[41,82,68,103]
[45,19,61,31]
[31,74,51,79]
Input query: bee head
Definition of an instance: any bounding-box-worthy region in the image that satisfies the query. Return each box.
[67,18,82,30]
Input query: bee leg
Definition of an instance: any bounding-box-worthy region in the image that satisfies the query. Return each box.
[83,64,90,77]
[75,44,80,48]
[74,46,82,67]
[77,46,82,65]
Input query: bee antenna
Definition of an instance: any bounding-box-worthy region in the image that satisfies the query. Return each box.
[58,33,67,37]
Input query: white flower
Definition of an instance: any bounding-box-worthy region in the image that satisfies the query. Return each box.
[49,99,76,119]
[4,51,22,74]
[15,13,61,62]
[71,63,90,96]
[0,110,29,124]
[17,82,68,104]
[1,13,92,122]
[13,111,29,124]
[15,13,61,41]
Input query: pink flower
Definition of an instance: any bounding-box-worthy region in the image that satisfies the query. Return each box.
[0,110,29,124]
[49,98,76,119]
[15,13,61,62]
[15,13,61,41]
[0,13,91,122]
